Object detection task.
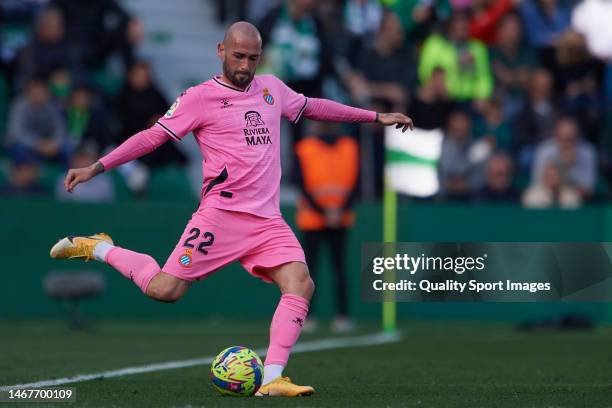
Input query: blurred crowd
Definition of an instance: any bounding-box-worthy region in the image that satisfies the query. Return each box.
[1,0,611,209]
[243,0,612,208]
[0,0,186,201]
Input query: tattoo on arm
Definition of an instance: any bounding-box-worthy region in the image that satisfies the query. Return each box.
[92,161,105,175]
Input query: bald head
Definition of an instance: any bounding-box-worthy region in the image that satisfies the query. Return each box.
[217,21,262,89]
[223,21,262,46]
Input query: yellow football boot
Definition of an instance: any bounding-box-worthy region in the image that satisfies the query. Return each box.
[255,377,315,397]
[50,233,113,261]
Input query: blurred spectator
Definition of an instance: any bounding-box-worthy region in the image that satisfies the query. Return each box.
[522,160,582,208]
[16,7,78,86]
[551,30,604,142]
[513,69,558,168]
[48,69,72,105]
[571,0,612,61]
[474,97,513,152]
[248,0,281,23]
[489,12,537,117]
[5,77,70,166]
[351,9,413,197]
[418,11,493,102]
[531,116,596,198]
[450,0,472,10]
[215,0,249,23]
[51,0,142,70]
[116,62,186,166]
[55,142,115,202]
[519,0,572,68]
[0,0,51,22]
[599,107,612,188]
[295,122,358,333]
[343,0,383,39]
[66,85,114,150]
[259,0,336,147]
[0,160,47,197]
[116,62,168,138]
[259,0,333,100]
[385,0,452,42]
[357,10,412,113]
[476,153,519,202]
[438,110,478,199]
[571,0,612,104]
[114,61,187,194]
[408,67,453,130]
[469,0,517,45]
[315,0,363,75]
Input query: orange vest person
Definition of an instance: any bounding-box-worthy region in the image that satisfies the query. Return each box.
[295,135,358,231]
[295,132,358,333]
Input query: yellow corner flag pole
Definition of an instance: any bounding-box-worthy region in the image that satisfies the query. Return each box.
[382,175,397,333]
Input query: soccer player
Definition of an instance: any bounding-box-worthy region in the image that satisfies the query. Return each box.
[50,22,412,397]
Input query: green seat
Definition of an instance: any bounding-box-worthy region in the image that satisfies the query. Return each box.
[0,158,9,185]
[110,170,132,201]
[593,177,611,201]
[147,165,194,200]
[39,163,64,192]
[109,165,195,201]
[0,73,9,157]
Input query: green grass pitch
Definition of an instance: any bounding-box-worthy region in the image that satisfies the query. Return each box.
[2,320,612,407]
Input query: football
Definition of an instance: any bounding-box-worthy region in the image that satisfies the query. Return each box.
[210,346,263,397]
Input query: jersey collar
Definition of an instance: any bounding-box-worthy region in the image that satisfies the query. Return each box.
[213,75,253,93]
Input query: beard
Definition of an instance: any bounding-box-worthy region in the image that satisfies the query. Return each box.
[223,61,254,89]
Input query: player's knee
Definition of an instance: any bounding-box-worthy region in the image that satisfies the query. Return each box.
[147,282,184,303]
[304,276,315,298]
[146,272,189,303]
[150,285,183,303]
[295,266,315,298]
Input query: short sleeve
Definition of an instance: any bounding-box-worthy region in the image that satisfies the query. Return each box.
[156,87,203,141]
[275,77,308,124]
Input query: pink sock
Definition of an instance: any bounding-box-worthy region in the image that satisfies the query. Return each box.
[105,247,160,294]
[265,294,310,366]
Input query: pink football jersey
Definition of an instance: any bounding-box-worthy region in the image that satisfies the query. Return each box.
[156,74,307,218]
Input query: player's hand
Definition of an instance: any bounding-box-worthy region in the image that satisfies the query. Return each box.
[64,161,104,193]
[376,113,414,133]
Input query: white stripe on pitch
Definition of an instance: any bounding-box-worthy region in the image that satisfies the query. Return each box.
[0,331,401,391]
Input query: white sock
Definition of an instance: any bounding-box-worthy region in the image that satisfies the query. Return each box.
[262,364,284,385]
[93,241,114,262]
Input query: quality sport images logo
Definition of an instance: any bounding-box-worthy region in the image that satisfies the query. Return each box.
[243,111,271,146]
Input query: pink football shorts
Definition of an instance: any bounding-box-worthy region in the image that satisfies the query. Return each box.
[162,207,306,282]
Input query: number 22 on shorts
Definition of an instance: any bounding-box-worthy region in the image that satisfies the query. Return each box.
[182,228,215,254]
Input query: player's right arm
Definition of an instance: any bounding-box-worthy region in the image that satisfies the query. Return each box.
[64,126,171,192]
[64,87,204,193]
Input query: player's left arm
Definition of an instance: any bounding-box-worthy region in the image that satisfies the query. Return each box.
[300,97,414,133]
[274,75,414,133]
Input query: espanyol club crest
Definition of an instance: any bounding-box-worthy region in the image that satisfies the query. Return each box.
[262,88,274,105]
[178,248,193,268]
